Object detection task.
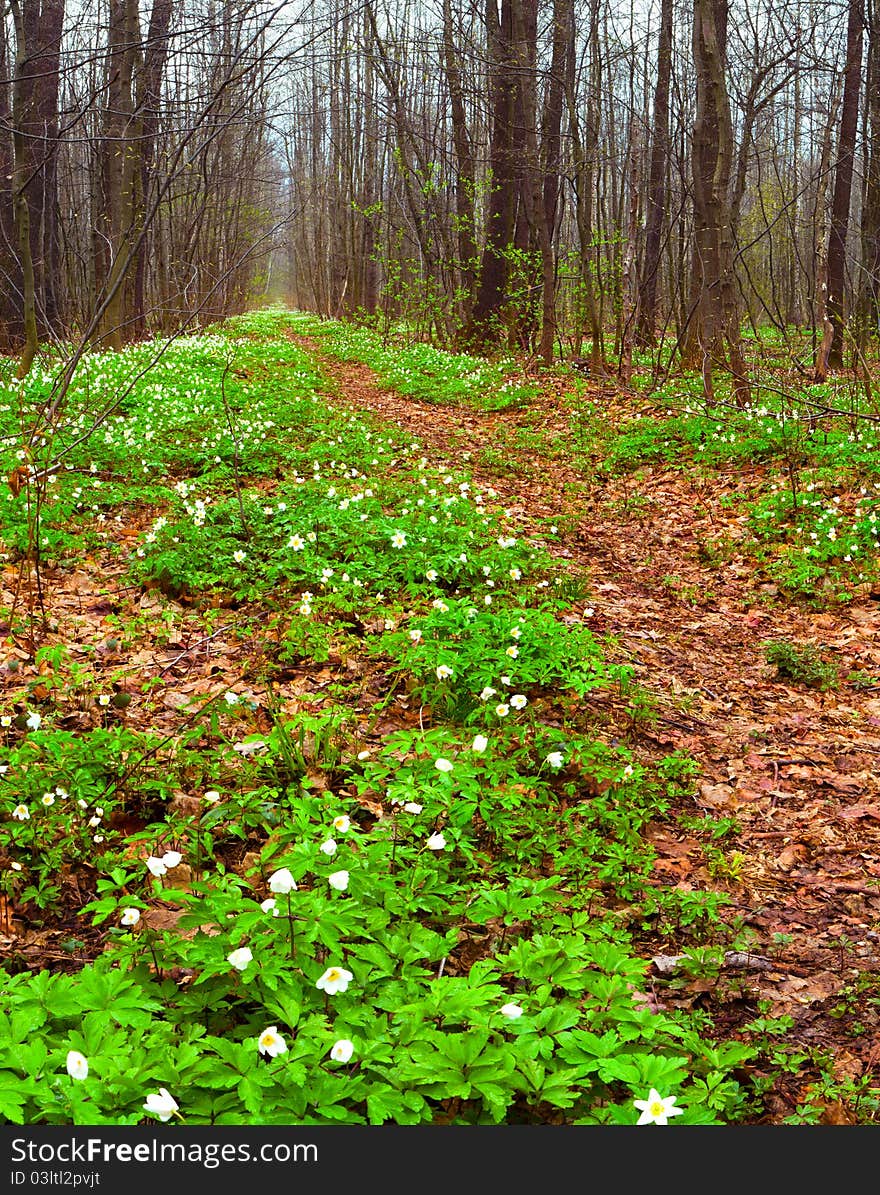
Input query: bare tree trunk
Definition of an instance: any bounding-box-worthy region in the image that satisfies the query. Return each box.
[683,0,748,404]
[861,0,880,342]
[132,0,173,335]
[817,0,864,372]
[442,0,478,332]
[536,0,571,364]
[619,126,641,382]
[566,0,605,370]
[94,0,141,349]
[0,13,21,345]
[468,0,518,351]
[9,0,40,376]
[636,0,672,347]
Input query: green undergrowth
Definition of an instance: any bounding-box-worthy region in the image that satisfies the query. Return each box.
[289,311,539,410]
[0,315,328,565]
[566,374,880,599]
[0,309,816,1125]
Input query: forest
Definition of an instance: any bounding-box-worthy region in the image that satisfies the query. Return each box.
[1,0,880,1135]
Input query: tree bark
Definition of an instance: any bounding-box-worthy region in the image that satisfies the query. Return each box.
[636,0,672,347]
[467,0,518,351]
[131,0,173,335]
[442,0,478,332]
[818,0,863,373]
[683,0,748,404]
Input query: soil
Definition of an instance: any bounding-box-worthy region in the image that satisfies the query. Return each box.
[2,336,879,1124]
[297,338,880,1124]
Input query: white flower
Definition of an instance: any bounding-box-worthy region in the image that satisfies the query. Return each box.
[500,675,511,686]
[120,908,141,927]
[510,694,527,710]
[66,1050,89,1080]
[633,1089,684,1126]
[143,1088,179,1122]
[434,757,453,773]
[204,789,221,804]
[495,703,510,718]
[332,814,351,834]
[316,966,353,995]
[506,645,519,658]
[11,803,29,821]
[233,550,246,563]
[509,627,521,640]
[425,569,438,581]
[425,832,447,850]
[509,568,522,580]
[161,851,182,869]
[545,752,565,769]
[480,686,496,701]
[145,855,167,877]
[391,531,407,548]
[224,692,239,706]
[500,1002,524,1020]
[288,534,305,551]
[258,1026,288,1058]
[319,838,338,856]
[328,869,350,892]
[260,898,280,916]
[268,867,297,894]
[98,695,111,707]
[227,946,253,971]
[435,664,453,680]
[25,711,41,731]
[330,1038,354,1063]
[471,734,488,753]
[403,801,423,814]
[87,816,101,828]
[409,629,422,642]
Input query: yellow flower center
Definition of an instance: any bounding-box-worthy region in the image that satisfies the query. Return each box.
[649,1101,665,1117]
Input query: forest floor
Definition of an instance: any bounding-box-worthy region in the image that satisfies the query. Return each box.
[295,335,880,1123]
[3,316,880,1125]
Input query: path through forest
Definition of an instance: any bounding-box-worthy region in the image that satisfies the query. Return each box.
[297,335,880,1116]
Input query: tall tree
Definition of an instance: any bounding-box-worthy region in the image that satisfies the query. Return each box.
[536,0,572,362]
[815,0,863,374]
[131,0,173,335]
[6,0,64,373]
[467,0,518,350]
[93,0,140,349]
[566,0,605,370]
[636,0,672,346]
[682,0,748,404]
[860,0,880,339]
[442,0,478,332]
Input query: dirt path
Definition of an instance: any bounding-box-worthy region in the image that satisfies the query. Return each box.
[298,335,880,1103]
